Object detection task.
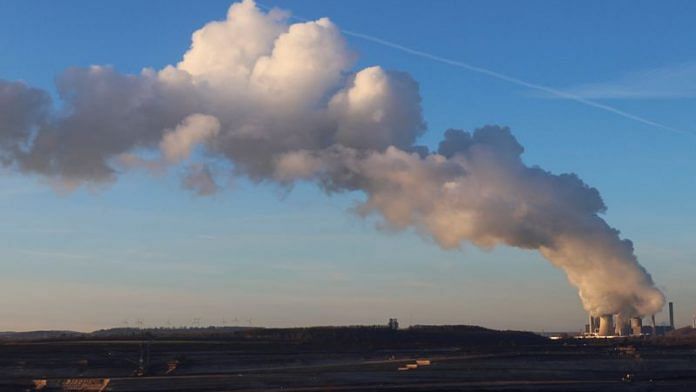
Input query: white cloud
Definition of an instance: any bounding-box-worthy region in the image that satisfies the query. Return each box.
[177,0,288,85]
[160,114,220,163]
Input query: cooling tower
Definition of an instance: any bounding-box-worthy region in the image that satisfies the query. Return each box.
[651,314,657,335]
[615,315,630,336]
[588,315,596,334]
[630,317,642,335]
[598,315,614,336]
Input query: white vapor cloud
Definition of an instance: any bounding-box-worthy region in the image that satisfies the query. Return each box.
[0,0,664,319]
[160,114,220,163]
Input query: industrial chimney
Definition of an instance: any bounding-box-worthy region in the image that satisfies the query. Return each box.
[669,302,674,330]
[598,315,614,336]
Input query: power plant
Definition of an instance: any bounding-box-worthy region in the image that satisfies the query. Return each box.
[584,301,676,337]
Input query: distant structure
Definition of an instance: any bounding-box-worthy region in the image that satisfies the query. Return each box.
[583,302,675,338]
[388,318,399,330]
[586,315,594,334]
[597,315,613,336]
[630,317,642,336]
[669,302,675,330]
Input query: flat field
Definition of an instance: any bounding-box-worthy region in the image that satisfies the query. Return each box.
[2,327,696,391]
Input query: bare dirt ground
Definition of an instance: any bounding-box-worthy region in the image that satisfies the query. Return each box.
[2,330,696,391]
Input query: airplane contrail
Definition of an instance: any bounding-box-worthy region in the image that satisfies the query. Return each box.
[258,2,691,138]
[340,30,691,138]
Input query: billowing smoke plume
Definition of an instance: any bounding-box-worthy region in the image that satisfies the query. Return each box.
[0,0,663,317]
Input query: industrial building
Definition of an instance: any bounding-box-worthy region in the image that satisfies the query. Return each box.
[387,318,399,330]
[583,301,675,337]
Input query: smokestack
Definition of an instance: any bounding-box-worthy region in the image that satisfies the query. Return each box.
[598,315,614,336]
[630,317,642,336]
[669,302,674,329]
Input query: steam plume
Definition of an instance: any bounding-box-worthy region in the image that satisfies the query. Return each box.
[0,0,664,317]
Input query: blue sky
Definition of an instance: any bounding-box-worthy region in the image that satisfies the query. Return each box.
[0,0,694,331]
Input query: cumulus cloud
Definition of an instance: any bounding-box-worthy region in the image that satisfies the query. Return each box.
[13,66,192,185]
[160,114,220,163]
[330,66,425,150]
[177,0,288,85]
[0,0,663,318]
[0,81,50,164]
